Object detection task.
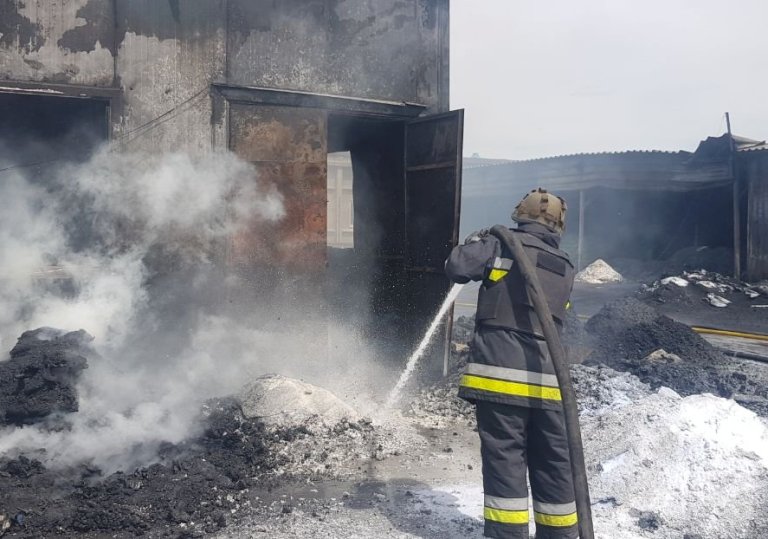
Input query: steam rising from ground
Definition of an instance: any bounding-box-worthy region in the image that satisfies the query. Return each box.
[0,147,393,474]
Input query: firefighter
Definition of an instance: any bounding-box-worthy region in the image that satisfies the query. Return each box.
[445,188,578,539]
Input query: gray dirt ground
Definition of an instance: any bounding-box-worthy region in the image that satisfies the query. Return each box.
[213,425,485,539]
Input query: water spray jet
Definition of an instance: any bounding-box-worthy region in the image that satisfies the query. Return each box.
[385,283,465,408]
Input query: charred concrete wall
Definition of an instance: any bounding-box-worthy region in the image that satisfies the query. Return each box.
[0,0,448,153]
[0,0,115,86]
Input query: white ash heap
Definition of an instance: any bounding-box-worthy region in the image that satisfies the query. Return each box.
[234,374,417,479]
[575,367,768,539]
[237,374,361,428]
[575,259,624,284]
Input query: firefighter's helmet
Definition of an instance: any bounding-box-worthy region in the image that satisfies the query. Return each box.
[511,188,567,234]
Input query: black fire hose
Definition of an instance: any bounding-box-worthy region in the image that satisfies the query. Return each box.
[490,225,594,539]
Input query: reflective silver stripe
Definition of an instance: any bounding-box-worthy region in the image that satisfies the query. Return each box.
[533,500,577,516]
[484,495,529,511]
[492,257,514,270]
[466,363,559,388]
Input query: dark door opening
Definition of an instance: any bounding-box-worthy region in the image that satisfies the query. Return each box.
[0,92,110,257]
[0,92,109,171]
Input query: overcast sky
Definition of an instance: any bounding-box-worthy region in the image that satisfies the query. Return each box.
[451,0,768,160]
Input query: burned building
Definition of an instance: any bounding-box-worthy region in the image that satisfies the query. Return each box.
[0,1,462,376]
[462,134,768,282]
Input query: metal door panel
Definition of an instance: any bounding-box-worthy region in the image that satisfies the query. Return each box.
[404,109,464,377]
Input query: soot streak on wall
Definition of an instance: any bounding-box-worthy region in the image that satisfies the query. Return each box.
[1,0,447,155]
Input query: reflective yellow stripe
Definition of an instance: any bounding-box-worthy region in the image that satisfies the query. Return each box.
[565,301,572,310]
[488,269,508,282]
[484,507,529,524]
[534,511,578,527]
[460,374,562,401]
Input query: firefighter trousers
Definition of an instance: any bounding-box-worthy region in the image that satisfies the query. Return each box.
[476,400,578,539]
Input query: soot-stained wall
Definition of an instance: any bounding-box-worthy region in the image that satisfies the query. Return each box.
[742,151,768,281]
[226,0,448,109]
[0,0,449,153]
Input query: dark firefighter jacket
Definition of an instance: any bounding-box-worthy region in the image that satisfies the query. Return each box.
[445,222,575,411]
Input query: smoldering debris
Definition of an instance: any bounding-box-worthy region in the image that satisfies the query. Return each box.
[0,380,400,537]
[0,398,273,537]
[584,298,768,414]
[0,328,91,426]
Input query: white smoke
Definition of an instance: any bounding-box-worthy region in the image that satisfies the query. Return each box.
[0,146,395,474]
[0,148,280,471]
[0,148,284,350]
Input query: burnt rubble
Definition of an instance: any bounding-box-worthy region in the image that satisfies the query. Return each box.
[0,328,90,426]
[584,298,768,414]
[0,350,383,538]
[0,398,274,537]
[637,269,768,334]
[0,395,381,538]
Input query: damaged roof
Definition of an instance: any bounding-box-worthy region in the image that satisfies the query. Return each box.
[463,133,764,194]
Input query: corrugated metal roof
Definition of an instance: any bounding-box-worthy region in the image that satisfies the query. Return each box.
[462,148,730,195]
[465,149,686,169]
[738,141,768,152]
[462,133,768,194]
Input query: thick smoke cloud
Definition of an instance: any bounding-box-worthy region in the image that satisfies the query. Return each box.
[0,147,394,474]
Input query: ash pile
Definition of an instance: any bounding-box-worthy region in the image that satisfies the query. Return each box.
[575,258,624,284]
[573,366,768,539]
[0,330,393,539]
[583,297,768,414]
[0,328,90,427]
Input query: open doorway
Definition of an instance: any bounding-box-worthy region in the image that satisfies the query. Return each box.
[325,115,407,346]
[325,111,463,378]
[0,92,110,256]
[327,151,354,249]
[0,92,109,172]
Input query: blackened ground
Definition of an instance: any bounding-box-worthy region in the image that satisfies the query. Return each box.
[0,328,90,426]
[0,393,385,539]
[0,398,320,538]
[584,298,768,414]
[637,275,768,335]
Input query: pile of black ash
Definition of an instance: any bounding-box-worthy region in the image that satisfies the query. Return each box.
[0,328,91,426]
[584,298,768,412]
